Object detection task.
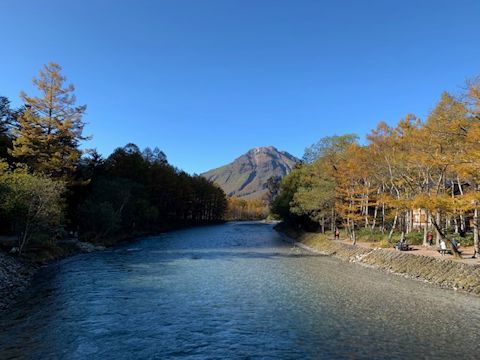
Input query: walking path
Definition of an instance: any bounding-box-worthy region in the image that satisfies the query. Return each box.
[338,239,480,266]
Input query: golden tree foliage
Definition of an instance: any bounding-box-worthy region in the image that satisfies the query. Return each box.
[225,197,268,220]
[334,144,376,243]
[276,79,480,256]
[11,62,88,178]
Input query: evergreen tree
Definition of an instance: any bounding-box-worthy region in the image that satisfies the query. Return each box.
[0,96,15,135]
[0,96,19,163]
[11,63,88,178]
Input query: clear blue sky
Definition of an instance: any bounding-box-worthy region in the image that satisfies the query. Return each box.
[1,0,479,174]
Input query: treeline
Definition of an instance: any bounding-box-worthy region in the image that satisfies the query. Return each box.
[272,78,480,258]
[225,197,268,220]
[0,63,227,253]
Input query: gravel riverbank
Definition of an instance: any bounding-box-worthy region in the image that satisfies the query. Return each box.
[0,252,37,311]
[0,240,106,312]
[276,224,480,295]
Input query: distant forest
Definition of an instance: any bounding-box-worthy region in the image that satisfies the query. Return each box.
[0,63,227,253]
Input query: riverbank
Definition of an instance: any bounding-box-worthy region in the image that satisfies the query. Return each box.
[275,223,480,295]
[0,239,108,312]
[0,252,36,312]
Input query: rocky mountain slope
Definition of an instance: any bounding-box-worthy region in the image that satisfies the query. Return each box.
[201,146,299,199]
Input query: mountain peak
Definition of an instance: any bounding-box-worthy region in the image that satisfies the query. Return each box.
[202,146,299,199]
[248,145,276,153]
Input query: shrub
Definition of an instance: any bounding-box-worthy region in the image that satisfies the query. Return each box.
[0,170,65,253]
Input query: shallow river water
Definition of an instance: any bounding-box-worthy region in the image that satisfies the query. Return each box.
[0,222,479,359]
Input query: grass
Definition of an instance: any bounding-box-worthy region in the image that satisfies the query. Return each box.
[279,221,476,248]
[340,228,425,246]
[444,230,474,246]
[350,227,475,247]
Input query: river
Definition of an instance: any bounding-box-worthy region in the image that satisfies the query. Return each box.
[0,222,479,359]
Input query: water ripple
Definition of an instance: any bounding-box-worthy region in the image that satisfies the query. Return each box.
[1,222,479,359]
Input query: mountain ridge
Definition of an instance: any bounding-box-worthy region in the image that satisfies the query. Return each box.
[201,146,299,199]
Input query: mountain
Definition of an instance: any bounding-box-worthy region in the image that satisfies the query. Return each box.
[201,146,299,199]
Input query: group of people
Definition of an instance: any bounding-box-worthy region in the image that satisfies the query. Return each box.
[395,239,410,251]
[426,230,462,256]
[333,228,463,257]
[439,238,461,256]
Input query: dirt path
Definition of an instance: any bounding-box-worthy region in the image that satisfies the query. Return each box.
[336,239,480,266]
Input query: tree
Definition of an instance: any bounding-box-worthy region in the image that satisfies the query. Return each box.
[142,146,167,164]
[11,63,88,178]
[290,162,336,234]
[459,78,480,257]
[76,143,227,242]
[271,165,308,224]
[78,178,142,241]
[0,96,15,135]
[0,170,65,253]
[335,143,377,244]
[0,96,18,162]
[264,175,282,204]
[302,134,358,164]
[226,197,268,220]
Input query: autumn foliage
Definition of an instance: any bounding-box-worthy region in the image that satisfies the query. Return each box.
[273,82,480,257]
[225,197,268,220]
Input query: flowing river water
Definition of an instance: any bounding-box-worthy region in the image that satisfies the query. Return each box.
[0,222,479,359]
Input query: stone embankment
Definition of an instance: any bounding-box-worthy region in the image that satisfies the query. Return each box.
[276,224,480,295]
[0,240,106,311]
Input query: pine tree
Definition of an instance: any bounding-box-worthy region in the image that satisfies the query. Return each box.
[11,62,88,178]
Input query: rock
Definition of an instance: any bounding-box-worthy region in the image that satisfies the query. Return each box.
[9,247,19,255]
[75,241,106,253]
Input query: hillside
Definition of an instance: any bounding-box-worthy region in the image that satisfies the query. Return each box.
[201,146,299,199]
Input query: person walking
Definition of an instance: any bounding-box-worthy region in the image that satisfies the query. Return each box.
[426,231,433,246]
[334,228,340,240]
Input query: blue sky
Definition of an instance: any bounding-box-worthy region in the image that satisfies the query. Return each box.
[1,0,479,174]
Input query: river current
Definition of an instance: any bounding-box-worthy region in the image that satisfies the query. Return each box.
[0,222,479,359]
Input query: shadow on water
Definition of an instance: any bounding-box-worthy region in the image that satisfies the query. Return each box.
[138,249,322,261]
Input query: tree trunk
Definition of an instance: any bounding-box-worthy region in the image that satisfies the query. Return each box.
[381,202,385,233]
[371,203,378,231]
[453,216,459,234]
[460,214,466,233]
[19,225,30,254]
[401,210,407,242]
[351,220,357,245]
[331,208,336,236]
[431,216,462,258]
[423,213,428,247]
[435,211,441,247]
[388,212,398,241]
[457,177,466,233]
[407,210,413,234]
[474,207,479,258]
